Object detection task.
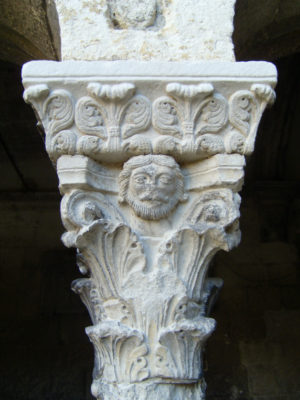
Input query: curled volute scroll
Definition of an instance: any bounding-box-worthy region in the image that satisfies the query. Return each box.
[75,97,107,139]
[23,81,275,165]
[228,84,276,155]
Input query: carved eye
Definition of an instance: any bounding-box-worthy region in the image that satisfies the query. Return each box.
[134,174,147,184]
[158,174,173,185]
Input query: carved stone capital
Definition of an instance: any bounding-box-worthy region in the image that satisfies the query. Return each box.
[22,61,277,400]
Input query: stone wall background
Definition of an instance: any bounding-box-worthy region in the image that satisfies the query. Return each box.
[0,0,60,65]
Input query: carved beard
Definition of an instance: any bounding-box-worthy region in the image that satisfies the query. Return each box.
[126,192,180,220]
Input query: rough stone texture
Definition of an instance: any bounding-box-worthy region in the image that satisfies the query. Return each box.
[53,0,236,61]
[22,60,276,399]
[0,0,60,64]
[2,0,300,65]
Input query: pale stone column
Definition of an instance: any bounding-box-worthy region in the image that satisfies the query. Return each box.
[22,2,277,399]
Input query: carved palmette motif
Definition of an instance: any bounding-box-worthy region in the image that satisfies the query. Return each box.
[24,81,275,164]
[152,82,275,161]
[24,82,152,162]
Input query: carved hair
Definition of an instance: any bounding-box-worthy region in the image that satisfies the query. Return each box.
[119,154,187,204]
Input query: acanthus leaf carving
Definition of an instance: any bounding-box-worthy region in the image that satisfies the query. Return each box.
[121,95,151,139]
[229,84,275,155]
[86,321,149,383]
[61,190,146,299]
[229,90,258,137]
[158,227,226,301]
[74,85,151,156]
[196,134,225,156]
[153,85,229,159]
[153,135,181,157]
[43,89,74,135]
[122,136,153,156]
[224,131,245,154]
[75,96,107,139]
[72,278,103,324]
[46,129,77,162]
[23,81,275,166]
[195,94,228,135]
[158,317,216,379]
[126,342,149,382]
[77,135,102,157]
[23,84,50,139]
[157,188,241,300]
[77,222,146,299]
[152,96,182,138]
[241,83,276,154]
[58,156,242,387]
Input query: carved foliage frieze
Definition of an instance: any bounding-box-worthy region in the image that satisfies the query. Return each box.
[24,81,275,164]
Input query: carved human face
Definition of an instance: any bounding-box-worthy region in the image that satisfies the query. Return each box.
[119,155,186,220]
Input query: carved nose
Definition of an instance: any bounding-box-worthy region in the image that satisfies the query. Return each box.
[144,183,156,191]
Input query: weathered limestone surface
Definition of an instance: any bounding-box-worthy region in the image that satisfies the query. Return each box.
[23,60,276,399]
[53,0,236,61]
[0,0,60,64]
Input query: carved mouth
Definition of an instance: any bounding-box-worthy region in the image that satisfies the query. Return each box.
[141,199,164,207]
[140,194,169,205]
